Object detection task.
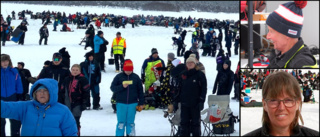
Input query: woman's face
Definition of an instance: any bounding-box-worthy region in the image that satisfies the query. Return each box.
[263,92,300,129]
[71,67,81,76]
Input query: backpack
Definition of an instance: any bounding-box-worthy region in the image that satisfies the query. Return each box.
[209,105,239,134]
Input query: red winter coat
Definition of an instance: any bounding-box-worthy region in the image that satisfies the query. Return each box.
[95,20,101,27]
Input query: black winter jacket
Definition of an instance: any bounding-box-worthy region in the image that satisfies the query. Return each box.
[61,74,90,108]
[178,68,207,107]
[244,124,319,136]
[267,38,317,68]
[213,60,234,95]
[17,24,28,32]
[15,68,32,95]
[39,26,49,37]
[110,72,144,105]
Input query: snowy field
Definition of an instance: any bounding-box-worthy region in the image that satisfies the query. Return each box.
[1,3,240,136]
[241,88,319,136]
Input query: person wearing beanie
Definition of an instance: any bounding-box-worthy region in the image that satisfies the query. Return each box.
[38,52,70,104]
[94,30,108,72]
[158,53,176,109]
[61,64,90,136]
[110,59,145,136]
[15,62,32,101]
[84,24,95,50]
[266,1,317,68]
[175,55,207,136]
[190,54,205,75]
[141,48,165,94]
[111,31,126,72]
[212,59,234,96]
[191,27,200,44]
[80,50,102,110]
[1,79,78,136]
[1,54,23,136]
[39,23,49,45]
[203,28,214,56]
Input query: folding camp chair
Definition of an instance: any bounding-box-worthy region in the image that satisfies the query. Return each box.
[164,103,181,136]
[201,95,233,136]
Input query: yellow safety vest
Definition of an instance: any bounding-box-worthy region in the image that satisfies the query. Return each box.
[112,38,125,55]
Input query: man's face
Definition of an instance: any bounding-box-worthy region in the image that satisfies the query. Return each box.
[17,64,23,69]
[1,60,9,68]
[223,64,229,70]
[124,71,133,75]
[116,34,121,38]
[52,58,62,65]
[152,53,158,59]
[266,26,289,52]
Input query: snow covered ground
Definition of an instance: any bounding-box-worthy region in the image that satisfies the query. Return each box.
[1,3,239,136]
[241,88,319,136]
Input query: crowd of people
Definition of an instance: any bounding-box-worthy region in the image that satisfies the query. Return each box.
[1,9,240,136]
[240,69,319,104]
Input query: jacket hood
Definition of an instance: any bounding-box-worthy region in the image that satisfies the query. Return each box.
[30,78,59,106]
[223,60,231,71]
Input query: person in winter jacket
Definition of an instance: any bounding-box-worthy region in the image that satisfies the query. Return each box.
[141,48,166,93]
[95,19,101,29]
[61,64,90,136]
[84,24,95,50]
[189,54,205,74]
[1,22,8,46]
[6,15,12,26]
[39,23,49,45]
[105,17,109,27]
[110,59,145,136]
[80,51,102,110]
[244,71,319,136]
[16,62,32,101]
[232,61,240,101]
[1,54,23,136]
[212,60,234,95]
[191,28,200,44]
[17,22,28,45]
[302,81,312,102]
[266,1,317,68]
[38,52,71,104]
[175,56,207,136]
[94,31,108,72]
[1,78,78,136]
[53,15,58,31]
[211,33,220,57]
[111,32,126,72]
[216,49,228,71]
[225,30,232,57]
[159,53,176,108]
[62,23,71,31]
[234,35,240,55]
[59,47,71,69]
[130,18,134,28]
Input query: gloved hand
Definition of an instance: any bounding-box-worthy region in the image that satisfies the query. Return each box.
[111,53,113,58]
[199,102,204,111]
[16,94,24,101]
[25,94,31,101]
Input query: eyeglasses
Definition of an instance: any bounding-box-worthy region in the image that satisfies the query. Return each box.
[264,99,297,108]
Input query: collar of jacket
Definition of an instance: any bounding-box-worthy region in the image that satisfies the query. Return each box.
[260,123,303,136]
[274,38,304,67]
[186,68,197,76]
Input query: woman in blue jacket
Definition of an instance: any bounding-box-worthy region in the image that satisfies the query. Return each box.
[1,78,78,136]
[110,59,145,136]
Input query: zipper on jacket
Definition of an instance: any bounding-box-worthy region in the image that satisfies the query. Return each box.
[127,75,129,104]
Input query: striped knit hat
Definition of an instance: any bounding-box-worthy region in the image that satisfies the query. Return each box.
[266,1,307,38]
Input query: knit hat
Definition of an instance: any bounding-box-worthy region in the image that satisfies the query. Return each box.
[190,53,199,61]
[168,52,175,60]
[98,31,103,36]
[266,1,307,38]
[116,32,121,35]
[209,28,213,31]
[123,59,134,71]
[172,58,181,67]
[52,52,62,61]
[36,85,47,91]
[186,57,196,64]
[151,48,158,55]
[18,62,25,68]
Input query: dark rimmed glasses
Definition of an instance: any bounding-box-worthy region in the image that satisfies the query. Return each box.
[264,98,297,108]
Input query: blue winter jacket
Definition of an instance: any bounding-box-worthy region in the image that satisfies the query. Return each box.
[105,18,109,23]
[1,79,78,136]
[205,31,212,44]
[110,72,145,105]
[94,35,104,54]
[1,67,23,101]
